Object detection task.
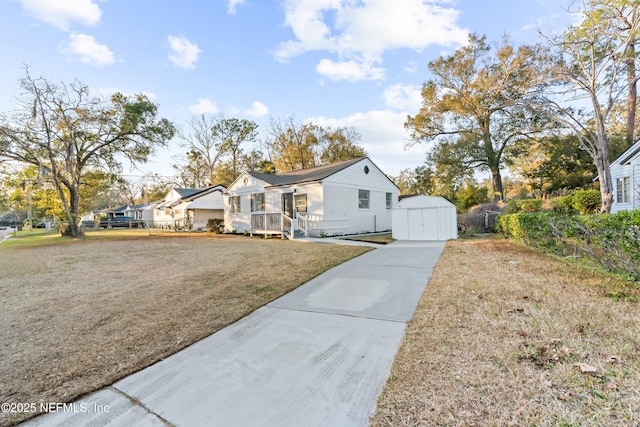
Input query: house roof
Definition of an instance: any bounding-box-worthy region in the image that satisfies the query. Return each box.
[181,184,226,201]
[174,188,202,198]
[156,185,227,209]
[613,140,640,166]
[107,205,128,213]
[248,157,366,188]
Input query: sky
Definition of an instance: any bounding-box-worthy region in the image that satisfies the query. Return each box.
[0,0,577,181]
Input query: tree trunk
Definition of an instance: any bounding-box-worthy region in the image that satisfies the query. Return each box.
[490,167,504,201]
[626,40,637,148]
[68,185,81,238]
[595,133,614,213]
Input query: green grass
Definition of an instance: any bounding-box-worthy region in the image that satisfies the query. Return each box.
[0,228,156,249]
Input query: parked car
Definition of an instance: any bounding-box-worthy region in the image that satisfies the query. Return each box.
[97,216,146,229]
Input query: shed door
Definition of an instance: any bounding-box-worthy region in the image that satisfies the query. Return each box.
[407,208,441,240]
[422,208,439,240]
[407,209,424,240]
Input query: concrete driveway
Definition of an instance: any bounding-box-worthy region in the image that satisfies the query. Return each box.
[22,240,445,427]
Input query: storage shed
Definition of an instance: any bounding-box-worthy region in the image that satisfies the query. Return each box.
[392,196,457,241]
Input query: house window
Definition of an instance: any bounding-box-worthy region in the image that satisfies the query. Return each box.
[251,193,265,212]
[165,208,171,215]
[230,196,241,213]
[386,193,392,209]
[616,177,631,204]
[358,189,370,209]
[295,194,308,213]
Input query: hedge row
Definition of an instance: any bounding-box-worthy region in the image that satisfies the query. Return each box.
[497,211,640,279]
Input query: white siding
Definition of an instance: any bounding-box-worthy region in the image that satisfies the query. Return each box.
[193,209,223,230]
[224,173,271,232]
[222,159,399,236]
[320,158,398,235]
[611,162,637,213]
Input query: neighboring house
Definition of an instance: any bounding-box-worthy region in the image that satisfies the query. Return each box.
[153,185,226,230]
[610,140,640,213]
[224,157,399,238]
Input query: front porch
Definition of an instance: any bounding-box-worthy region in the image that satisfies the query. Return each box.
[250,213,310,239]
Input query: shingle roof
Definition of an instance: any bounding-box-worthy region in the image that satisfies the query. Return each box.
[249,157,365,187]
[182,184,226,201]
[613,140,640,166]
[174,188,202,198]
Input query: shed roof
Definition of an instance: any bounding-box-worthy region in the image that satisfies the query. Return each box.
[395,195,455,209]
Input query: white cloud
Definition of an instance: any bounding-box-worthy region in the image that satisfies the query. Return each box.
[404,61,419,73]
[62,33,115,66]
[189,98,219,114]
[316,58,385,81]
[167,35,202,69]
[226,0,246,15]
[382,84,422,112]
[243,101,269,117]
[312,109,429,176]
[95,87,156,100]
[276,0,468,81]
[20,0,101,31]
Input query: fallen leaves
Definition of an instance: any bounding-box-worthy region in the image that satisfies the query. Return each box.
[573,363,599,375]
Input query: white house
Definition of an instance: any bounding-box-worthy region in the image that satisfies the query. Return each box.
[224,157,399,238]
[392,196,457,241]
[609,140,640,213]
[153,185,226,230]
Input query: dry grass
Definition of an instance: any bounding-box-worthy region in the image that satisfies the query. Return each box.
[372,237,640,427]
[0,234,370,426]
[343,233,395,244]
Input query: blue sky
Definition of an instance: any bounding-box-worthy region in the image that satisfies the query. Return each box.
[0,0,575,179]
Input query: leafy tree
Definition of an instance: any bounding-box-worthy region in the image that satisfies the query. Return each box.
[241,149,276,174]
[212,116,259,181]
[507,135,598,195]
[405,34,552,201]
[426,142,475,200]
[0,70,175,237]
[173,114,258,188]
[542,1,640,212]
[318,127,366,165]
[267,116,367,172]
[267,117,320,171]
[455,180,489,212]
[393,166,436,196]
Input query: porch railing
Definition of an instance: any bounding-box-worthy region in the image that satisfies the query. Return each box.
[250,212,298,239]
[297,213,309,237]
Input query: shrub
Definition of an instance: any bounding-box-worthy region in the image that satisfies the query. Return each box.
[572,189,601,214]
[458,202,505,233]
[206,219,224,233]
[551,194,575,214]
[517,199,543,213]
[498,210,640,279]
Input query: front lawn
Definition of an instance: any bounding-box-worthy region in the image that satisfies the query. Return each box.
[372,238,640,426]
[0,234,370,426]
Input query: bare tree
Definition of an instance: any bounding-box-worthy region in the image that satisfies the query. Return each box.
[542,1,640,212]
[173,114,226,188]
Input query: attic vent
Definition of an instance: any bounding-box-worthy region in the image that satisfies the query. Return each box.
[364,165,370,174]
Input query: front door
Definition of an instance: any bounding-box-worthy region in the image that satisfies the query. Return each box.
[282,193,294,218]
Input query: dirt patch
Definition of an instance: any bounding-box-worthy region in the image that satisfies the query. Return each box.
[0,234,370,426]
[371,238,640,426]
